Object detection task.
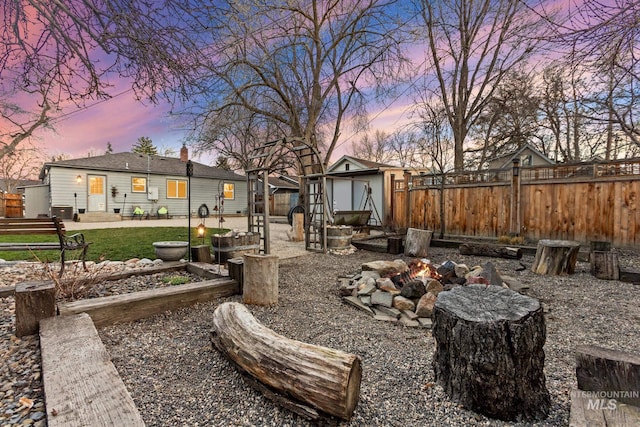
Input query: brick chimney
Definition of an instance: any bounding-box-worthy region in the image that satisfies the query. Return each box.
[180,145,188,162]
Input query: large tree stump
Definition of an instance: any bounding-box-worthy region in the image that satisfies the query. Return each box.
[459,242,523,259]
[432,284,550,421]
[531,239,581,275]
[211,302,362,420]
[243,253,278,306]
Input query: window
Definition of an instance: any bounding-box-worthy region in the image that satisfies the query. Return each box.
[345,163,350,171]
[224,183,235,200]
[132,177,147,193]
[167,179,187,199]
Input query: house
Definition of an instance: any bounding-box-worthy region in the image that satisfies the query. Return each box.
[326,155,415,227]
[486,143,555,170]
[23,147,247,220]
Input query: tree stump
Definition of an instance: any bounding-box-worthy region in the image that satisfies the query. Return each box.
[211,302,362,420]
[191,245,212,263]
[404,228,432,257]
[243,253,278,306]
[531,239,581,275]
[432,284,550,421]
[590,251,620,280]
[387,236,403,254]
[15,281,56,337]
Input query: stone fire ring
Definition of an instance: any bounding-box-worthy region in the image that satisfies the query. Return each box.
[153,241,189,261]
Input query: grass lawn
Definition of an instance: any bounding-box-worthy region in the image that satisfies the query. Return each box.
[0,227,228,263]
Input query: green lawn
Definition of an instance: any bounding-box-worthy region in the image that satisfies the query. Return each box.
[0,227,228,263]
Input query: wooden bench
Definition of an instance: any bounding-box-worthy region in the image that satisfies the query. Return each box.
[0,217,91,277]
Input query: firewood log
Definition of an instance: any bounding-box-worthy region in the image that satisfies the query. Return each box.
[211,302,361,420]
[458,242,523,259]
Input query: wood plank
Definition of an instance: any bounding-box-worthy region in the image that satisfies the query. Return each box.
[40,313,144,427]
[570,389,640,427]
[575,345,640,406]
[58,278,239,327]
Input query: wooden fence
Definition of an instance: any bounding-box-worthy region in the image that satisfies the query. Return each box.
[391,159,640,247]
[0,193,23,218]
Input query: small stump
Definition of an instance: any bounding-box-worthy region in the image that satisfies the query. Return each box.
[531,239,580,275]
[404,228,432,257]
[243,253,278,306]
[432,285,550,421]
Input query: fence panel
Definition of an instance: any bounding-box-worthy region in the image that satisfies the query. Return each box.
[397,160,640,247]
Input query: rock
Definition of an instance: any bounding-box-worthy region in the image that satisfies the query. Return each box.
[418,317,433,328]
[392,296,415,312]
[372,305,401,319]
[361,259,408,276]
[377,278,400,294]
[342,296,374,316]
[371,290,394,308]
[400,280,426,299]
[357,276,376,289]
[402,310,419,321]
[454,263,470,277]
[357,282,377,296]
[425,279,444,296]
[361,270,381,280]
[415,291,438,317]
[399,316,420,327]
[480,262,503,287]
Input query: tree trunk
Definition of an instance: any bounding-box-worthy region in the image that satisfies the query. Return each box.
[242,254,278,306]
[531,239,580,275]
[459,242,522,259]
[432,284,550,421]
[589,251,620,280]
[211,302,362,420]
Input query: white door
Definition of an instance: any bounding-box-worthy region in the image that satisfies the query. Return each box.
[88,175,107,212]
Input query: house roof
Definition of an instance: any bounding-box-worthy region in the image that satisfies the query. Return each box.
[0,178,40,192]
[40,152,245,181]
[487,143,555,169]
[327,155,397,174]
[267,175,299,190]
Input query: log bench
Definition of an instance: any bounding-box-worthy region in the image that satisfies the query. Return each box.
[0,217,91,277]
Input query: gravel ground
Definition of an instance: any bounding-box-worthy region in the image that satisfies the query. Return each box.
[1,246,639,426]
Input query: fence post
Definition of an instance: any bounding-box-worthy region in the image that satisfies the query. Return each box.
[390,173,395,226]
[510,159,521,236]
[403,170,411,229]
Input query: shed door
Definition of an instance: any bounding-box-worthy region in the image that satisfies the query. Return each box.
[88,175,106,212]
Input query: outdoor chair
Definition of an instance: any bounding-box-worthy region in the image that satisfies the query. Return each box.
[157,206,169,219]
[132,206,146,220]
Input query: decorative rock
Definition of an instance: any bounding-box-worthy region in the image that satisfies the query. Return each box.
[372,305,401,319]
[361,260,408,276]
[357,282,377,296]
[361,271,381,280]
[342,296,374,316]
[402,310,419,321]
[377,278,400,294]
[425,279,444,296]
[392,296,415,312]
[454,263,470,277]
[399,316,419,327]
[371,290,394,308]
[415,292,438,318]
[357,276,376,289]
[400,280,426,299]
[418,317,433,328]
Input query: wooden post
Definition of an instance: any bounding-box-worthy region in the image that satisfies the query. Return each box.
[227,257,244,292]
[291,212,304,241]
[531,239,581,275]
[243,253,278,306]
[15,281,56,337]
[191,245,212,263]
[403,169,411,229]
[390,173,396,226]
[432,284,550,421]
[510,158,521,236]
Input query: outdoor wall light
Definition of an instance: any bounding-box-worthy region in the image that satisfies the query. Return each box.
[197,223,206,245]
[76,175,82,183]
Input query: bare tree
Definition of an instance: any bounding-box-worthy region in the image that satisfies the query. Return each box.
[415,0,548,170]
[0,143,46,192]
[349,130,395,164]
[191,0,411,171]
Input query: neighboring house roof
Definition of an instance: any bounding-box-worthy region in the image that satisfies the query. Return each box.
[0,178,40,192]
[487,143,555,169]
[327,155,399,176]
[267,175,299,190]
[39,152,245,181]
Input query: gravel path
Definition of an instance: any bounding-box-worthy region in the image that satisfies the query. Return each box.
[1,245,639,426]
